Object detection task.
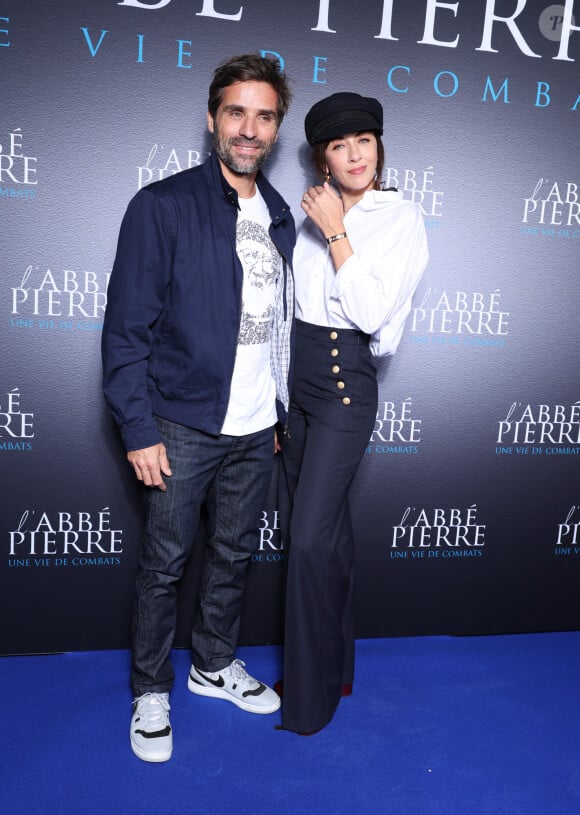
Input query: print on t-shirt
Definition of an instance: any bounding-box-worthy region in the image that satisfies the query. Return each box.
[220,190,281,436]
[236,219,279,346]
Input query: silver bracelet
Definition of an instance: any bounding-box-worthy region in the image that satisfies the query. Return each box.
[326,232,347,245]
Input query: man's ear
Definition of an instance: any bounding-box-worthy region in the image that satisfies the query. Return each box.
[207,110,214,134]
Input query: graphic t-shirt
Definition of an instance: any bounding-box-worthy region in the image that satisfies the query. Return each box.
[221,189,280,436]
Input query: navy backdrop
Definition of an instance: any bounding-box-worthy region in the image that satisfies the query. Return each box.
[1,0,579,654]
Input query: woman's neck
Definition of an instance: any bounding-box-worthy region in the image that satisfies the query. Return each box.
[341,189,367,214]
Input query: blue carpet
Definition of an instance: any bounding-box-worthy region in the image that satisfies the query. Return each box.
[2,633,579,815]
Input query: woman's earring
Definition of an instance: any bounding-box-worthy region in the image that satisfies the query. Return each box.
[324,170,331,183]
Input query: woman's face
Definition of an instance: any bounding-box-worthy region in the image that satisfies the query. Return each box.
[323,131,378,198]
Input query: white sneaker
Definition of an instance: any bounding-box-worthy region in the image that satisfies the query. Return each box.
[130,692,173,762]
[188,659,281,714]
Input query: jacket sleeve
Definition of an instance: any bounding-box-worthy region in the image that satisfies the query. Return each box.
[101,188,174,451]
[329,204,428,356]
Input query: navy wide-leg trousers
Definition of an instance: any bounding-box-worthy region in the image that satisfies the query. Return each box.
[280,320,377,733]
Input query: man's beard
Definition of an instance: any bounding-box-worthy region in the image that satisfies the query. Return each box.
[212,127,275,175]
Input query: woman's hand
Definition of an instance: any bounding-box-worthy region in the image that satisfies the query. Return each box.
[301,182,345,239]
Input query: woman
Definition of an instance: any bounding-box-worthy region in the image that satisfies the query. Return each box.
[279,92,429,734]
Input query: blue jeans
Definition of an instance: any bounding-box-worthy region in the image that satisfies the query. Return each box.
[131,415,274,697]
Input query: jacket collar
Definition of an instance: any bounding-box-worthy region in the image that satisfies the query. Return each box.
[204,151,291,225]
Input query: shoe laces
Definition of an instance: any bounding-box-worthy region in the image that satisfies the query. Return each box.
[135,692,170,731]
[226,659,254,685]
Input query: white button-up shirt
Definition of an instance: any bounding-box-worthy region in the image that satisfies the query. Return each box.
[293,189,429,356]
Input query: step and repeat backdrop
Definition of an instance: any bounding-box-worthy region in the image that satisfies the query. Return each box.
[1,0,579,654]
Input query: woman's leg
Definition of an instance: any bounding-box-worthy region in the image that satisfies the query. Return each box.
[281,419,370,733]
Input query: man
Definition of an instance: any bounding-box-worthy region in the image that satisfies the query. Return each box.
[101,54,294,763]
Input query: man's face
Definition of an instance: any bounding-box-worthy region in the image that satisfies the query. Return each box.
[208,80,279,177]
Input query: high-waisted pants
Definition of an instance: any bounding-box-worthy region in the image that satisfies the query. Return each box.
[280,320,377,733]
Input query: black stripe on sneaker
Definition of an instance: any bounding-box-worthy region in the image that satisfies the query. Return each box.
[134,727,171,739]
[242,683,267,698]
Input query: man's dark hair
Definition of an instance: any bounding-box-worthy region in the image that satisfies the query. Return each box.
[208,54,291,125]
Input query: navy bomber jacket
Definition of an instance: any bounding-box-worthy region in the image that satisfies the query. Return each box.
[101,151,295,451]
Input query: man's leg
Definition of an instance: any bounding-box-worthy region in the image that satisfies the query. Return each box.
[130,417,225,761]
[188,426,280,713]
[131,417,223,696]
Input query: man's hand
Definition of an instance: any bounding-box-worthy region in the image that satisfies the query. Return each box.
[127,443,172,491]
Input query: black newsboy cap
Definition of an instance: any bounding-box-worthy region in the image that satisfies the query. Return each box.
[304,92,383,145]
